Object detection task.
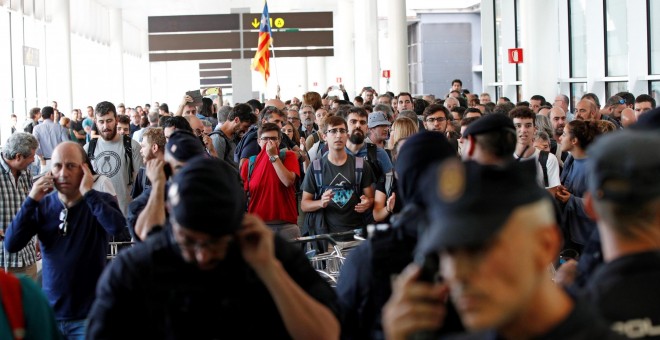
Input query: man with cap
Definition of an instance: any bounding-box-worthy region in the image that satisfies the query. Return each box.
[337,132,463,340]
[461,113,516,165]
[365,111,391,149]
[87,157,340,339]
[127,130,208,241]
[576,130,660,339]
[383,160,619,339]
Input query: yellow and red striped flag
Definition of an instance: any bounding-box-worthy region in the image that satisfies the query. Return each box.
[252,1,272,83]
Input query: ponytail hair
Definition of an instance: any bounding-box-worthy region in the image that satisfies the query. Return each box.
[567,120,601,150]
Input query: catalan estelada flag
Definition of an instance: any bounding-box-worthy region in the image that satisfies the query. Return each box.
[252,1,272,83]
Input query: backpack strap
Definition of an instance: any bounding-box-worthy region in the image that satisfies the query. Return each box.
[0,272,25,340]
[366,143,377,162]
[87,138,97,161]
[123,135,134,185]
[355,156,364,194]
[538,150,549,188]
[312,158,324,199]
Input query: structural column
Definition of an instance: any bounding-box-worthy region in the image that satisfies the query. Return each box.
[353,0,380,93]
[335,0,356,96]
[45,0,72,111]
[386,0,409,93]
[519,0,559,100]
[109,8,125,105]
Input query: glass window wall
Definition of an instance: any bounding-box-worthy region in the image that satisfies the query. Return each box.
[650,1,660,74]
[605,0,628,76]
[569,0,587,78]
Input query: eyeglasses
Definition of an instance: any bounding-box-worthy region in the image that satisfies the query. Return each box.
[426,117,447,123]
[617,99,625,105]
[59,208,68,236]
[260,136,279,142]
[193,128,204,137]
[326,128,348,135]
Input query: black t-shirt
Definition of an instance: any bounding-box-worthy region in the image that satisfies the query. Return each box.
[582,251,660,339]
[87,229,339,339]
[302,154,374,233]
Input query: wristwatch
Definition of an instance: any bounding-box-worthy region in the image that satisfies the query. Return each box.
[269,155,279,163]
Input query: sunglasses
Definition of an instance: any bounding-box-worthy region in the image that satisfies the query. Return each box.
[59,208,68,236]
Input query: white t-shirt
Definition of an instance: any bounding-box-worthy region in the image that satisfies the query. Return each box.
[93,174,117,197]
[515,148,561,189]
[85,136,143,216]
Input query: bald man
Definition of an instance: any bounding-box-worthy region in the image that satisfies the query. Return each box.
[577,98,621,129]
[620,108,637,128]
[265,98,286,111]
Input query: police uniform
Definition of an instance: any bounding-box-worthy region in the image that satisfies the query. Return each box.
[579,130,660,339]
[336,131,462,339]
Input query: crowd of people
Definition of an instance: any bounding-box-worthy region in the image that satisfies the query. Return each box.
[1,80,659,339]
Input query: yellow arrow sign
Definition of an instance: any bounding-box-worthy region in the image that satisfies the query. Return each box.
[252,18,259,28]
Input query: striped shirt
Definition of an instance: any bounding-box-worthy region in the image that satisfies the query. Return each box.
[0,155,38,268]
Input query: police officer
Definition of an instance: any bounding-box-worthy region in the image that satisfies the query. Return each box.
[336,132,462,339]
[88,157,340,339]
[580,130,660,339]
[383,159,620,339]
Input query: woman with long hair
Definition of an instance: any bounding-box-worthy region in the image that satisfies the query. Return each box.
[374,117,419,222]
[556,120,601,251]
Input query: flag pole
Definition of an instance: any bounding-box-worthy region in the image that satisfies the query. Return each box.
[270,40,280,98]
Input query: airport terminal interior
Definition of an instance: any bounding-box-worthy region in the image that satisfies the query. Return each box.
[2,0,660,339]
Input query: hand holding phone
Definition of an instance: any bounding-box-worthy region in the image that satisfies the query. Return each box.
[29,171,55,201]
[185,90,204,106]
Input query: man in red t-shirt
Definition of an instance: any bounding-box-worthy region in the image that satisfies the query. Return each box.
[241,123,301,240]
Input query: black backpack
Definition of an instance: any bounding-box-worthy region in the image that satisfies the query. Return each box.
[364,143,384,184]
[538,150,550,187]
[87,135,135,185]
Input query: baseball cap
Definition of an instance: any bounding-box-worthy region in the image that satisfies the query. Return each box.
[368,111,391,128]
[168,156,245,236]
[587,130,660,205]
[165,130,206,162]
[463,113,515,138]
[417,159,548,253]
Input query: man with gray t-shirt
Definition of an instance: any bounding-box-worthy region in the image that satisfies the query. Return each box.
[85,101,143,217]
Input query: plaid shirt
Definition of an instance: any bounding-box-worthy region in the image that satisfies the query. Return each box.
[0,155,37,268]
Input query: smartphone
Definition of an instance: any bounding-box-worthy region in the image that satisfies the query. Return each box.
[205,87,219,95]
[186,90,203,106]
[163,163,173,179]
[415,252,440,283]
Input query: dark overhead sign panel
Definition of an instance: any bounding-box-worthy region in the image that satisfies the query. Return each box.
[147,12,334,62]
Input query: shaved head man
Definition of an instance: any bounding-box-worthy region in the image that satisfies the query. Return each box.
[575,99,599,121]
